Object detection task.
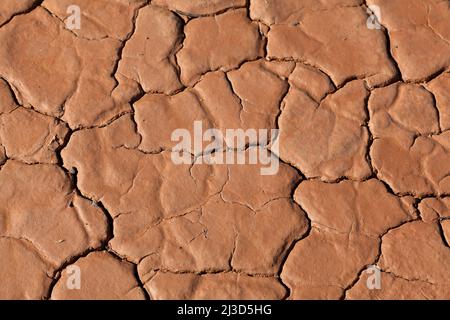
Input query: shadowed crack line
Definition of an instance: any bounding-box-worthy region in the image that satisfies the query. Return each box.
[0,0,44,29]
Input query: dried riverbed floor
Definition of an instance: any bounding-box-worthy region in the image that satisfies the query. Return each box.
[0,0,449,299]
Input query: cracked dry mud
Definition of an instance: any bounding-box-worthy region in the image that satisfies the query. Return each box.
[0,0,449,300]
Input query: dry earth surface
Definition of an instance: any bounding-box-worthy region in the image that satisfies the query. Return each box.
[0,0,449,300]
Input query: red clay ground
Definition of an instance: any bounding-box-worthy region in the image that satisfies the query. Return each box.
[0,0,449,300]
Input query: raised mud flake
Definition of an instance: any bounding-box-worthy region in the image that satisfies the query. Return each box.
[367,0,450,82]
[192,69,287,146]
[0,237,53,299]
[0,79,69,164]
[347,269,450,300]
[442,219,450,246]
[0,77,18,115]
[0,144,6,165]
[176,9,264,86]
[221,154,300,210]
[419,198,450,246]
[267,6,397,88]
[0,108,69,164]
[193,71,246,132]
[426,72,450,131]
[51,251,146,300]
[42,0,147,40]
[418,198,450,222]
[0,161,108,267]
[277,80,371,181]
[280,179,415,299]
[379,221,450,285]
[153,0,246,16]
[0,0,39,26]
[0,7,139,129]
[193,69,283,142]
[0,8,80,117]
[289,63,335,102]
[61,42,140,129]
[227,197,309,274]
[260,60,296,78]
[369,83,450,196]
[117,5,184,95]
[250,0,363,26]
[281,229,379,300]
[134,71,246,154]
[134,90,210,154]
[227,60,290,129]
[295,179,415,237]
[143,272,286,300]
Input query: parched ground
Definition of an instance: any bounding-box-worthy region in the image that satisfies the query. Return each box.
[0,0,449,300]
